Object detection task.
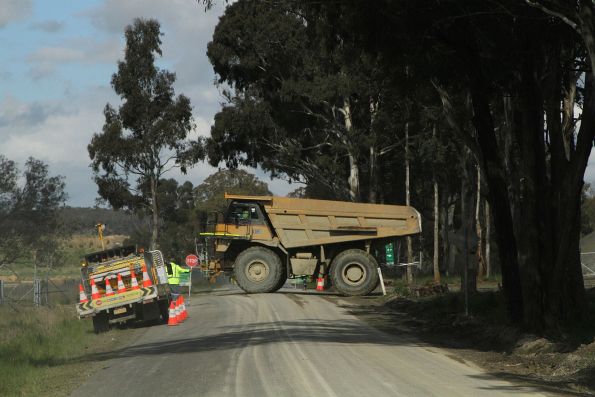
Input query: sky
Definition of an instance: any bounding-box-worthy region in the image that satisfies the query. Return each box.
[0,0,294,207]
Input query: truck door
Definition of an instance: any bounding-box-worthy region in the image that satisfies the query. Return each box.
[222,201,272,240]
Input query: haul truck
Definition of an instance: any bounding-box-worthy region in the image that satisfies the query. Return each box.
[200,194,421,296]
[76,245,172,333]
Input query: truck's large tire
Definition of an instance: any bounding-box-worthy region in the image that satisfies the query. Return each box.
[330,249,379,296]
[270,270,288,292]
[234,247,285,293]
[92,311,110,334]
[158,298,170,324]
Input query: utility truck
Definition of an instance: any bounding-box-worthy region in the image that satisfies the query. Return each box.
[200,194,421,296]
[76,245,172,333]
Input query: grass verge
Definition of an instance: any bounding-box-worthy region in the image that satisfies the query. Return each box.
[0,305,133,397]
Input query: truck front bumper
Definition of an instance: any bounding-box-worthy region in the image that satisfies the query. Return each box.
[76,285,163,317]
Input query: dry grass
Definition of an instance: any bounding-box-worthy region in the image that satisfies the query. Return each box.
[0,234,129,281]
[0,305,135,396]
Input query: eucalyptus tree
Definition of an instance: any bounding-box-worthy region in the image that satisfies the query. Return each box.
[0,156,67,273]
[88,18,201,250]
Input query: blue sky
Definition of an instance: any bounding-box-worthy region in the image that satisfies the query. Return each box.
[0,0,293,207]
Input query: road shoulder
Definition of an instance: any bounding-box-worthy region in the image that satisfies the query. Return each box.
[324,293,595,397]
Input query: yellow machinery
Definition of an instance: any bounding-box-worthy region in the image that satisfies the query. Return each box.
[200,194,421,296]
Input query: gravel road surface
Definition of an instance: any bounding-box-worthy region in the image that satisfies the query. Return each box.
[70,287,549,397]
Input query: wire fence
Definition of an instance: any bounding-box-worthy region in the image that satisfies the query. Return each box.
[581,252,595,288]
[0,278,78,309]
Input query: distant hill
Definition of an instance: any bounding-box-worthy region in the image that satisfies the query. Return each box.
[58,207,144,236]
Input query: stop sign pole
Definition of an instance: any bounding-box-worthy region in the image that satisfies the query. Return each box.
[185,254,199,297]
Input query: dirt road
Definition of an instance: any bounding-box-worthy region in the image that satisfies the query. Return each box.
[70,288,549,397]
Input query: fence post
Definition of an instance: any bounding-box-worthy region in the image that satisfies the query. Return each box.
[0,280,4,304]
[34,279,40,307]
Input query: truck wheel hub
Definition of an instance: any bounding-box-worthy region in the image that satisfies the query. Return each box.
[343,263,365,285]
[246,260,269,282]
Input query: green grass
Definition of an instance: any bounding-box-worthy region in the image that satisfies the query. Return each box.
[0,306,96,396]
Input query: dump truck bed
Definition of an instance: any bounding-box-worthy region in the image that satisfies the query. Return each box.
[226,195,421,248]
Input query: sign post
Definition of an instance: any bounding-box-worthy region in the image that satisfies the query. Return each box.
[185,254,199,297]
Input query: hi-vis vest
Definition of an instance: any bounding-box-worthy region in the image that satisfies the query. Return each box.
[168,262,189,285]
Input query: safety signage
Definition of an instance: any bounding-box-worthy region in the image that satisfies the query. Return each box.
[185,254,199,267]
[385,242,395,265]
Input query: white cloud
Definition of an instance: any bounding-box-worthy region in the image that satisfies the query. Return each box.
[0,0,33,28]
[28,47,84,63]
[26,39,122,80]
[29,20,64,33]
[84,0,222,35]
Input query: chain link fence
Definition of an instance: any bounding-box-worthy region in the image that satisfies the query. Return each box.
[0,278,78,308]
[581,252,595,288]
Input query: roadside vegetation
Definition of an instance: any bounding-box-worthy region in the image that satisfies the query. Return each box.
[378,284,595,395]
[0,305,129,397]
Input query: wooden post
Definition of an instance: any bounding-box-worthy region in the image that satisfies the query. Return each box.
[405,122,414,285]
[433,125,441,283]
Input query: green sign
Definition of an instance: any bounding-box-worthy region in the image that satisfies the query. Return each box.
[385,242,395,265]
[179,272,191,287]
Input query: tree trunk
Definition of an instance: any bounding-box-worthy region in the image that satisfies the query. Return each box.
[485,201,491,279]
[405,122,414,285]
[150,176,159,250]
[441,201,451,276]
[369,144,378,203]
[369,96,379,203]
[433,174,440,283]
[468,72,524,325]
[433,125,440,283]
[460,168,476,295]
[475,166,486,280]
[343,99,360,202]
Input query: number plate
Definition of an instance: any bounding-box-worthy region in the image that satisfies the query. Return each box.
[113,307,127,315]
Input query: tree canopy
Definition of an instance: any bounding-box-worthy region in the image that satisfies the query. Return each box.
[88,18,202,250]
[205,0,595,333]
[0,155,67,274]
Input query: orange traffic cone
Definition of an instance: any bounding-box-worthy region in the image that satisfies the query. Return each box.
[142,265,152,287]
[174,296,182,323]
[180,295,187,320]
[105,277,115,296]
[79,284,88,303]
[167,301,178,326]
[130,270,140,290]
[90,279,100,300]
[116,274,126,294]
[177,299,184,323]
[316,277,325,291]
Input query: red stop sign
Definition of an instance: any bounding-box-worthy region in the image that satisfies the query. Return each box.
[185,254,199,267]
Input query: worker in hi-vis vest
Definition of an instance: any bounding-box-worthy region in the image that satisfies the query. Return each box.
[167,260,190,297]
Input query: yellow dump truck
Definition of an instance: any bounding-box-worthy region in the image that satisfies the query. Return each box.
[200,194,421,296]
[76,246,172,333]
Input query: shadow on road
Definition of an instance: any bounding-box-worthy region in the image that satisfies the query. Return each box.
[333,300,594,397]
[72,317,420,366]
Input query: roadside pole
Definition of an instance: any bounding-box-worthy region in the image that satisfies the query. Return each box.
[0,279,4,304]
[377,267,387,296]
[188,269,192,298]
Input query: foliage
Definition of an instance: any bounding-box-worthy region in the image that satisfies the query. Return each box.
[202,0,595,333]
[88,18,202,250]
[0,155,67,272]
[194,169,271,214]
[206,1,411,202]
[58,207,142,236]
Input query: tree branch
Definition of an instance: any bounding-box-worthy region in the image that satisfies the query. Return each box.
[525,0,579,32]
